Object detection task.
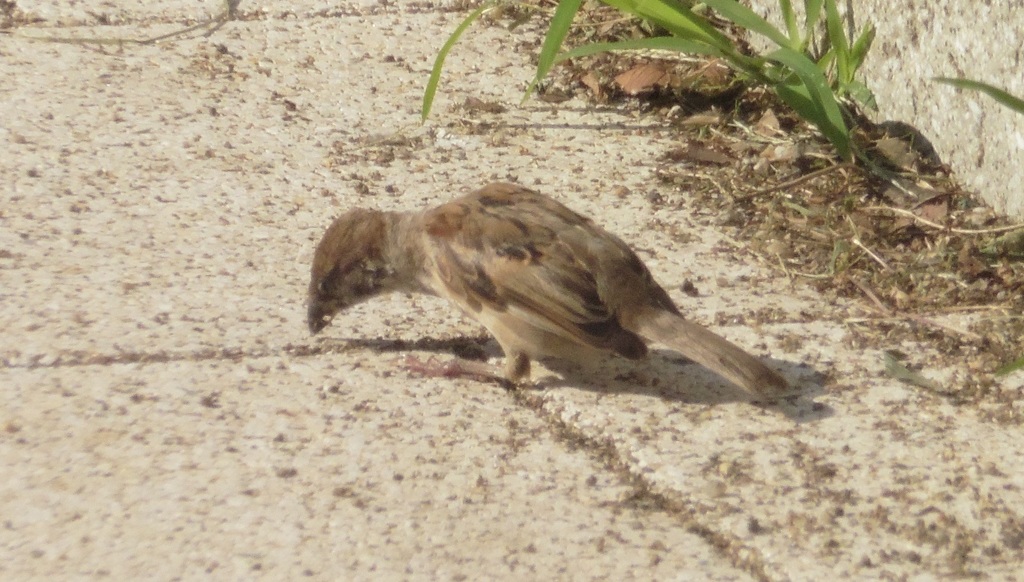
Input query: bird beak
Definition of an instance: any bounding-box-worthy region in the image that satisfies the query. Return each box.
[307,300,331,335]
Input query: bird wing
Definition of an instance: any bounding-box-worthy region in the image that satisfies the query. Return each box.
[422,183,647,357]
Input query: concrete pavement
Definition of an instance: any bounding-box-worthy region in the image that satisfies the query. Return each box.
[2,2,1023,579]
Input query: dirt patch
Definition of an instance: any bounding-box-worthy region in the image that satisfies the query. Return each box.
[513,3,1023,418]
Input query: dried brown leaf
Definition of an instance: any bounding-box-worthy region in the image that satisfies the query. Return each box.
[662,145,732,165]
[875,137,918,171]
[753,109,782,137]
[579,71,602,99]
[914,196,949,223]
[615,63,668,95]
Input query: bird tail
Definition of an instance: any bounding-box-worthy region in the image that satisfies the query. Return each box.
[627,306,792,398]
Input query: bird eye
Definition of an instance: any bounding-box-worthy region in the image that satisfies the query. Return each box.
[317,265,342,296]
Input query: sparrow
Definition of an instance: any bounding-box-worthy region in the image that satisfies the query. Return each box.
[307,182,791,398]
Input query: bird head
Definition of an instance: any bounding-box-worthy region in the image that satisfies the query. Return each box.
[307,209,396,334]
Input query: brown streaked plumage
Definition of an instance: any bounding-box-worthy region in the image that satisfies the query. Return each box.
[307,182,792,398]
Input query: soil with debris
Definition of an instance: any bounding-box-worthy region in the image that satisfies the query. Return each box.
[526,4,1023,417]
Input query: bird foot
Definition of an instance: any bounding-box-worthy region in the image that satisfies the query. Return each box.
[400,355,511,388]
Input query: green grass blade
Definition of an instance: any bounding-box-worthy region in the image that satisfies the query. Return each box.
[849,23,875,77]
[996,355,1024,376]
[803,0,824,40]
[601,0,734,52]
[701,0,791,48]
[822,0,849,84]
[815,48,835,73]
[801,0,825,53]
[779,0,799,47]
[527,0,585,98]
[845,80,877,110]
[421,1,496,121]
[774,81,816,122]
[555,33,770,84]
[767,46,851,159]
[555,35,723,61]
[934,77,1024,114]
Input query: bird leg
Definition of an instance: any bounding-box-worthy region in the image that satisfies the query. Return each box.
[401,355,512,388]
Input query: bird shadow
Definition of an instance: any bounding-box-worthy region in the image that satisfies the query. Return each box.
[539,349,832,423]
[333,335,832,424]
